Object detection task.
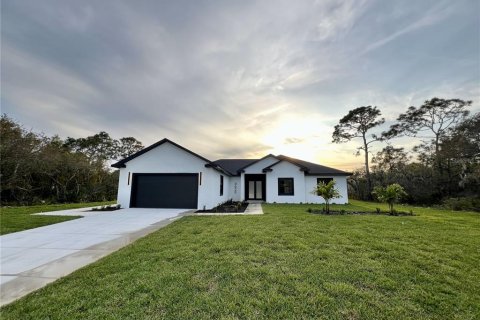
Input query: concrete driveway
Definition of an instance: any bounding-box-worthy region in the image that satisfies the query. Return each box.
[0,208,190,306]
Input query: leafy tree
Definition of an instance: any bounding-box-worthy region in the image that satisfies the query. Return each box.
[64,131,116,163]
[64,132,144,163]
[438,112,480,194]
[372,146,409,171]
[372,183,407,214]
[37,138,91,202]
[0,114,47,202]
[312,180,341,213]
[440,112,479,162]
[116,137,144,159]
[332,106,385,195]
[1,114,141,204]
[383,98,471,156]
[379,98,473,199]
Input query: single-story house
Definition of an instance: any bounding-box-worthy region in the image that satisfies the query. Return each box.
[112,138,351,209]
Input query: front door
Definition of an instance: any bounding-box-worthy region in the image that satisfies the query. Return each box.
[245,174,266,201]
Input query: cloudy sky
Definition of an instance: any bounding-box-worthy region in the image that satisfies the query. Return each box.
[2,0,479,170]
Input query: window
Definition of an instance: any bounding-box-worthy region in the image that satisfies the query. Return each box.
[317,178,333,185]
[316,178,333,195]
[220,175,224,196]
[278,178,294,196]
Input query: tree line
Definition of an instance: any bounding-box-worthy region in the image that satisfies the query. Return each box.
[2,98,478,209]
[333,98,479,210]
[0,114,143,204]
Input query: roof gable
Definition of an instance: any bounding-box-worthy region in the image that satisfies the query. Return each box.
[239,154,278,173]
[272,155,351,176]
[263,159,307,172]
[111,138,230,175]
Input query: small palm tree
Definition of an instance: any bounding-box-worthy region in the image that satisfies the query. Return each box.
[372,183,407,214]
[312,180,341,213]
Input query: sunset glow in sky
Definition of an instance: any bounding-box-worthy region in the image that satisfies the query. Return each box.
[2,0,479,170]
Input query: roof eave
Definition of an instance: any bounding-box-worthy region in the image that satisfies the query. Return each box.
[262,158,309,172]
[305,172,352,176]
[236,154,277,173]
[110,138,223,173]
[204,163,233,176]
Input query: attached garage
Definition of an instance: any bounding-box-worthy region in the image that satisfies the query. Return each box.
[130,173,198,209]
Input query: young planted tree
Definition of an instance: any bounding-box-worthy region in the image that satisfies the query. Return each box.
[373,183,407,214]
[332,106,385,196]
[312,180,341,213]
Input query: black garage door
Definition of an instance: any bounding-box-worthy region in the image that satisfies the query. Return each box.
[130,173,198,208]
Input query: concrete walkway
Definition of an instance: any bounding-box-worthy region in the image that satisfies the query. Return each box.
[0,208,190,306]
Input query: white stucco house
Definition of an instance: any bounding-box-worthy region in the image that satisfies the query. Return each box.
[112,138,351,209]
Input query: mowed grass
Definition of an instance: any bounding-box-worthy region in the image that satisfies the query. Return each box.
[2,200,479,319]
[0,201,115,235]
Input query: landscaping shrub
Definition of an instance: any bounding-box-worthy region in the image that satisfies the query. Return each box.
[372,184,408,214]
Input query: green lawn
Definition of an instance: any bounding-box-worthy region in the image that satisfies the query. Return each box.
[0,201,115,235]
[2,200,479,319]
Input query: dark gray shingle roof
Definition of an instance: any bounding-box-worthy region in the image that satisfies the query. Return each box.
[212,159,258,175]
[213,156,350,176]
[274,155,350,175]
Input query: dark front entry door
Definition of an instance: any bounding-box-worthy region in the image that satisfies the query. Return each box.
[245,174,266,201]
[130,173,198,208]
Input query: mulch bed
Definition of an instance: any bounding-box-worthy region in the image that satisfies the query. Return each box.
[90,205,121,212]
[196,201,248,213]
[307,209,414,216]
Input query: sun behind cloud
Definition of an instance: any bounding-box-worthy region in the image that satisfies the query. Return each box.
[260,113,333,162]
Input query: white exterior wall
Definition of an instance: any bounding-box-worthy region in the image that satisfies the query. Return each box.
[116,142,229,209]
[304,175,349,204]
[265,161,306,203]
[228,176,241,201]
[239,173,245,201]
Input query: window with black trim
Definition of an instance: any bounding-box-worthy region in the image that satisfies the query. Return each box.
[278,178,294,196]
[220,175,224,196]
[316,178,333,195]
[317,178,333,185]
